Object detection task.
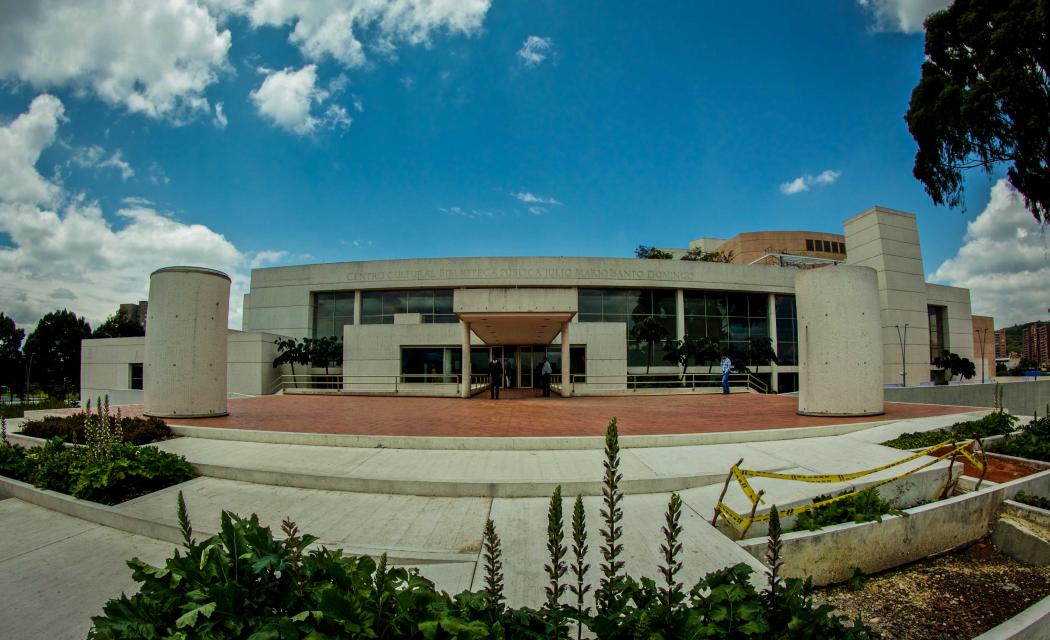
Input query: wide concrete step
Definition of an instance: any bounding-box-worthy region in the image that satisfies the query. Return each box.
[153,437,800,498]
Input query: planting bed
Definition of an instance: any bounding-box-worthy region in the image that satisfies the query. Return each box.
[815,540,1050,639]
[928,445,1049,483]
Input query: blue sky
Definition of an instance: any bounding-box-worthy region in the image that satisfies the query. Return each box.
[1,0,1045,329]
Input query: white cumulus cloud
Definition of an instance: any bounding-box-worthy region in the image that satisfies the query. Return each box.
[0,94,65,205]
[857,0,951,34]
[930,179,1050,327]
[0,0,231,120]
[779,170,841,195]
[0,95,281,329]
[512,191,562,205]
[517,35,553,67]
[72,146,134,181]
[250,65,352,135]
[205,0,490,67]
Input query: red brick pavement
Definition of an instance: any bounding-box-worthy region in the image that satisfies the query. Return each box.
[85,393,981,438]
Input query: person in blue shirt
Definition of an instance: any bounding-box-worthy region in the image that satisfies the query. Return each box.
[720,353,732,395]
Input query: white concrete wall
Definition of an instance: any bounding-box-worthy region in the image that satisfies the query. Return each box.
[453,287,578,313]
[227,330,286,396]
[926,283,975,365]
[83,330,289,403]
[80,337,145,406]
[796,265,883,416]
[844,208,932,387]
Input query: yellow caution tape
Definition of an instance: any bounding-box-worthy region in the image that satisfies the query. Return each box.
[715,438,986,537]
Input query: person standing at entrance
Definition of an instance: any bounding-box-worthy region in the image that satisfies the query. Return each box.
[541,357,553,397]
[720,353,732,395]
[490,357,503,399]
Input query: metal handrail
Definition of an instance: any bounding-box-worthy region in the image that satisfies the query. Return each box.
[272,372,490,394]
[568,371,771,394]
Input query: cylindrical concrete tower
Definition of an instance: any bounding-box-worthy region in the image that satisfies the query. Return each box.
[796,265,883,416]
[144,266,230,417]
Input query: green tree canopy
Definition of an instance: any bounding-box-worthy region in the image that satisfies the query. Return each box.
[22,309,92,398]
[634,245,673,259]
[905,0,1049,224]
[92,308,145,339]
[0,313,25,399]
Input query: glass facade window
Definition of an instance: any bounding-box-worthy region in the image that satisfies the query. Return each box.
[361,289,456,325]
[806,239,815,251]
[313,292,355,338]
[774,295,798,366]
[683,291,769,366]
[578,289,676,367]
[400,346,469,382]
[129,363,143,390]
[928,305,947,363]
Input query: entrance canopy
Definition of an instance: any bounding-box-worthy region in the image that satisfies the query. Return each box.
[454,287,578,345]
[457,312,575,345]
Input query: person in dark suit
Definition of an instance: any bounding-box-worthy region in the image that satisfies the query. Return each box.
[489,356,503,399]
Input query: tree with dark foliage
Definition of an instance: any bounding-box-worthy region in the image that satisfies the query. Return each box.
[23,310,91,398]
[905,0,1049,224]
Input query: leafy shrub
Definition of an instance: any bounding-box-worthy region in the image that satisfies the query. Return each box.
[89,420,874,640]
[0,439,194,505]
[21,413,173,445]
[881,411,1019,449]
[1014,491,1050,510]
[89,503,874,640]
[793,488,902,531]
[988,406,1050,463]
[0,442,29,481]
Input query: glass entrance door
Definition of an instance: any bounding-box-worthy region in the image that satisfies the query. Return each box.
[498,346,517,389]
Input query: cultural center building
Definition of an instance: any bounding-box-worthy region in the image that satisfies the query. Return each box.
[81,206,982,403]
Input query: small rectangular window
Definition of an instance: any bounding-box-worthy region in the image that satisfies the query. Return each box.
[129,363,143,390]
[805,239,815,251]
[821,240,830,252]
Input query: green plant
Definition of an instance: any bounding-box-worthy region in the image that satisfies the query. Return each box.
[658,492,684,625]
[1014,491,1050,510]
[569,495,590,640]
[544,485,569,638]
[20,412,173,445]
[988,405,1050,462]
[481,518,505,619]
[634,245,673,259]
[846,567,868,591]
[0,437,194,505]
[881,411,1019,449]
[793,488,903,531]
[595,418,626,619]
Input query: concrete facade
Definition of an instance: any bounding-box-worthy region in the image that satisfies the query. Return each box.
[79,208,990,401]
[972,315,996,382]
[796,266,884,416]
[144,267,231,417]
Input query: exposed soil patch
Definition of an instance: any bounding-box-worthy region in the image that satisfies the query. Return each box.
[815,540,1050,639]
[929,446,1048,483]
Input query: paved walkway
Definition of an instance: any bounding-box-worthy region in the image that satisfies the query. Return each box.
[0,409,983,634]
[73,393,979,438]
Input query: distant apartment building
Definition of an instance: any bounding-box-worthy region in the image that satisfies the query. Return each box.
[1022,322,1049,366]
[995,328,1008,358]
[119,301,148,330]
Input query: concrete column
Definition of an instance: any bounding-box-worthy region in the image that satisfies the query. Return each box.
[144,266,230,418]
[796,265,883,416]
[353,290,361,325]
[675,289,685,340]
[561,321,571,397]
[767,293,779,393]
[461,320,472,398]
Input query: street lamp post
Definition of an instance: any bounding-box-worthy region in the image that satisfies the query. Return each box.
[975,327,989,384]
[895,324,909,387]
[24,354,33,403]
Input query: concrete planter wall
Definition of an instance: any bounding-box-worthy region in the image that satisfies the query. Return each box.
[738,468,1050,586]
